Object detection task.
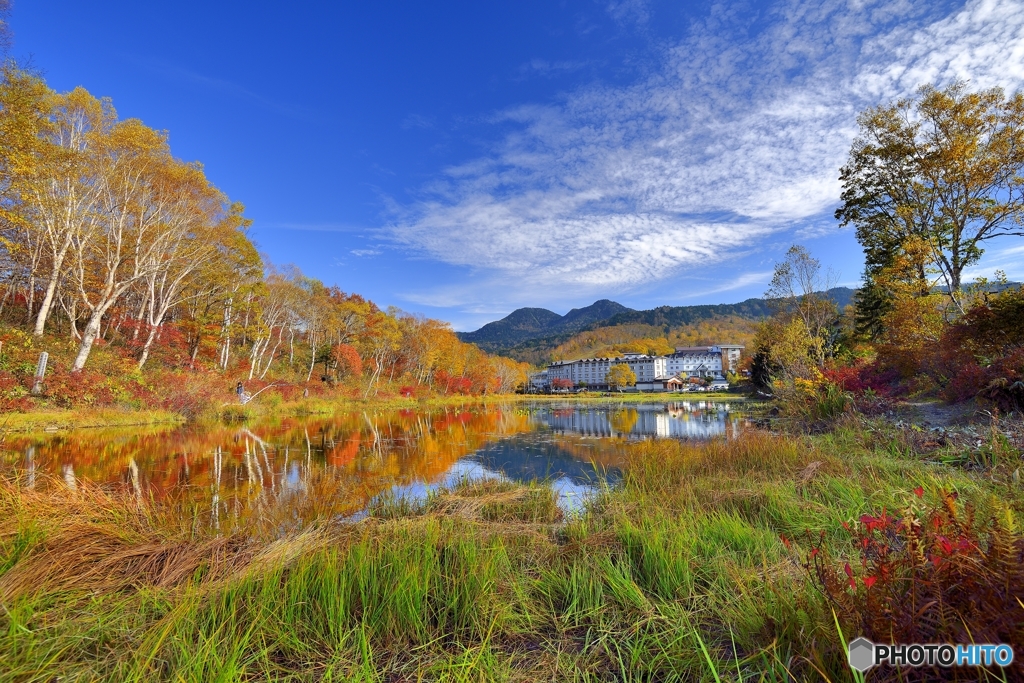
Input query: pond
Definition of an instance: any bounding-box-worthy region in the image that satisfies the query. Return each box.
[2,400,753,533]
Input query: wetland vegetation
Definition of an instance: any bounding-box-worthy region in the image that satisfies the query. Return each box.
[1,402,1022,681]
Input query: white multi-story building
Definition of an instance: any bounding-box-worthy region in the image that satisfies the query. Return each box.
[717,344,744,373]
[547,357,618,388]
[620,353,667,384]
[536,344,742,392]
[666,346,728,379]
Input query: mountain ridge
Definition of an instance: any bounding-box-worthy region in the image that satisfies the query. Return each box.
[458,288,856,360]
[459,299,633,350]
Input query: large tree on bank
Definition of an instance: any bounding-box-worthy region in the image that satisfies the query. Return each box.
[836,82,1024,320]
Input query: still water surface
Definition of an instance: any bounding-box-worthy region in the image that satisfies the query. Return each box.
[3,401,750,532]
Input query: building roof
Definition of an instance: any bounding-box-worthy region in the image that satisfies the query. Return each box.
[673,343,744,354]
[548,345,742,369]
[547,355,655,368]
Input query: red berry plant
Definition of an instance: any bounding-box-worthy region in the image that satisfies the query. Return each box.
[804,490,1023,675]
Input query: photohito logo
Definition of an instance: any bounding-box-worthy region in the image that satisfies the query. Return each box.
[848,637,1015,672]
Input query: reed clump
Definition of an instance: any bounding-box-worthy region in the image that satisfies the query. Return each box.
[1,422,1021,681]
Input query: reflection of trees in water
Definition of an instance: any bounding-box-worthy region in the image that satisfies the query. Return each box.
[2,408,536,534]
[608,408,639,434]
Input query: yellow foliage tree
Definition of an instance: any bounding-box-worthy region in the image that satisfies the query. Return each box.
[606,363,636,390]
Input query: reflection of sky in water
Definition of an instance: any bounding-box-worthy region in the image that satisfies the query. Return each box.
[285,460,305,492]
[421,403,742,513]
[378,452,604,516]
[469,437,620,486]
[464,436,618,514]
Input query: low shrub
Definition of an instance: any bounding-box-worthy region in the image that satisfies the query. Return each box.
[43,369,121,408]
[0,371,33,412]
[807,491,1024,678]
[977,349,1024,413]
[939,349,1024,412]
[822,361,905,398]
[774,374,854,426]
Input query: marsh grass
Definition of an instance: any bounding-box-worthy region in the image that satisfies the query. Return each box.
[369,478,565,525]
[0,408,185,434]
[1,425,1021,681]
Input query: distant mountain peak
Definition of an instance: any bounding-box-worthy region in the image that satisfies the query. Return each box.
[459,300,633,349]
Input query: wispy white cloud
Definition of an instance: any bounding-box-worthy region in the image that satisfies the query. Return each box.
[961,241,1024,282]
[517,59,591,79]
[670,271,776,301]
[350,248,382,257]
[388,0,1024,310]
[123,55,320,122]
[401,113,435,130]
[604,0,651,29]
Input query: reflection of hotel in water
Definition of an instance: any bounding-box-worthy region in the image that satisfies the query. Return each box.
[534,403,744,439]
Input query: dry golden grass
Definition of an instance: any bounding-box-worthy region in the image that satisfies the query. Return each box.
[0,477,256,601]
[0,525,252,600]
[420,479,564,524]
[0,474,558,605]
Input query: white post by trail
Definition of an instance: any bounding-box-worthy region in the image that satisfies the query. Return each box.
[31,351,49,395]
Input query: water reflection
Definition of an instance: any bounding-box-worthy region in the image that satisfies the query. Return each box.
[2,401,749,533]
[534,401,742,439]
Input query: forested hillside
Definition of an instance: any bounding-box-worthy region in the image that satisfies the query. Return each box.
[548,315,761,362]
[601,288,854,329]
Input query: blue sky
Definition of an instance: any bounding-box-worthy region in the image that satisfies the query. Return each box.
[11,0,1024,330]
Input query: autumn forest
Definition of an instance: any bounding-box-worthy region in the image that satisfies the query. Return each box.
[0,64,530,416]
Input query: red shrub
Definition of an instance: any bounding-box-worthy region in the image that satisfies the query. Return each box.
[806,491,1024,677]
[941,362,989,404]
[450,377,472,395]
[142,323,191,368]
[822,362,904,398]
[822,365,864,392]
[929,289,1024,410]
[977,348,1024,413]
[275,383,303,402]
[332,344,363,378]
[433,370,473,395]
[43,369,120,408]
[0,371,33,412]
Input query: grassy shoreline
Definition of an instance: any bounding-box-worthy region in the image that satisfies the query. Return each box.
[0,408,186,434]
[3,391,752,434]
[2,418,1020,681]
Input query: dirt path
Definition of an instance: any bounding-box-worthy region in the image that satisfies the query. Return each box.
[902,400,981,428]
